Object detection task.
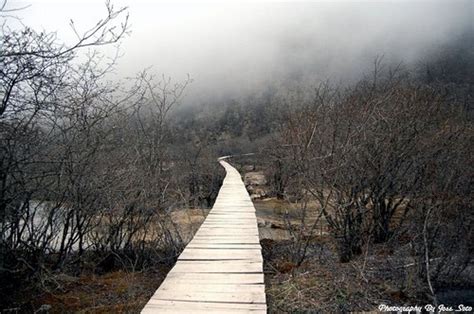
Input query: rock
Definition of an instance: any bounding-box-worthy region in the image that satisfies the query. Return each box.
[242,165,255,172]
[257,218,268,227]
[244,171,267,186]
[269,222,285,229]
[250,187,268,200]
[37,305,52,313]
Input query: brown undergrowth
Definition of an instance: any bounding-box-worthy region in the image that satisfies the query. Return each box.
[1,208,207,313]
[34,269,169,313]
[261,236,432,313]
[1,267,170,314]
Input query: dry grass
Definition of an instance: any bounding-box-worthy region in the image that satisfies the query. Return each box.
[262,237,430,313]
[170,208,208,242]
[1,208,210,313]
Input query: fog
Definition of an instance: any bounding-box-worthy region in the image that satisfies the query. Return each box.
[12,0,473,104]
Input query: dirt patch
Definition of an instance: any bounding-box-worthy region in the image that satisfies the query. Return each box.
[27,269,170,313]
[1,267,172,313]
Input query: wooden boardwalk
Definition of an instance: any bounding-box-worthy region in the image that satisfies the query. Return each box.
[141,160,266,313]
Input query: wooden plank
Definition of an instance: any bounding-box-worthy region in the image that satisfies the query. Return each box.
[193,234,259,239]
[189,239,260,244]
[186,244,262,249]
[163,273,264,284]
[199,225,258,229]
[202,220,257,223]
[156,282,265,293]
[195,225,258,230]
[210,211,256,213]
[142,300,266,313]
[193,235,260,239]
[201,220,257,223]
[195,232,259,237]
[191,234,260,238]
[141,160,266,313]
[151,290,266,304]
[170,261,263,273]
[194,231,259,236]
[191,235,259,239]
[181,248,262,256]
[202,215,256,218]
[207,213,256,216]
[143,307,264,314]
[196,225,258,229]
[178,249,263,261]
[197,229,259,233]
[198,226,257,230]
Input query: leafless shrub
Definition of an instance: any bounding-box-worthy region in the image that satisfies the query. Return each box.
[0,2,209,307]
[272,61,472,278]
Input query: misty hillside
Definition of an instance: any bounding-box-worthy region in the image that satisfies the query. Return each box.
[1,0,473,313]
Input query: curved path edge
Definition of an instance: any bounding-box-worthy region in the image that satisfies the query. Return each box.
[141,160,266,313]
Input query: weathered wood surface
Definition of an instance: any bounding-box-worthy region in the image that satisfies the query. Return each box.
[141,160,266,313]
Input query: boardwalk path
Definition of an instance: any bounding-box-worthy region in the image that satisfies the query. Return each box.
[141,160,266,313]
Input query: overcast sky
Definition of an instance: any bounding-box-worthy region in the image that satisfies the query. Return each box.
[8,0,473,104]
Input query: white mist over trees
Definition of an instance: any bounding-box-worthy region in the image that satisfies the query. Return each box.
[15,0,472,104]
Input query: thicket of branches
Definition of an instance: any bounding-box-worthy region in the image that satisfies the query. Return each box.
[0,1,223,307]
[264,56,472,302]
